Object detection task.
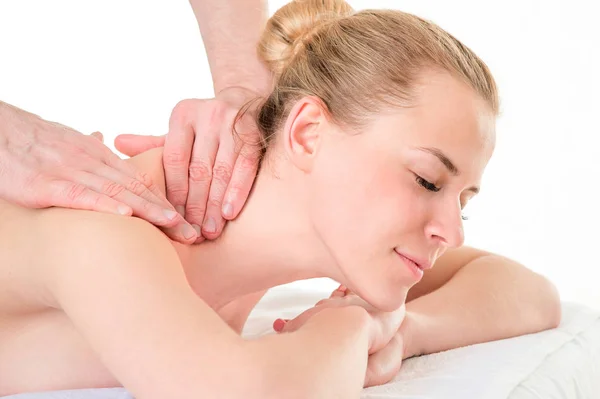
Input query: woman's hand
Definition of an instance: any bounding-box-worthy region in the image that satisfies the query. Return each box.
[273,288,407,387]
[115,87,262,243]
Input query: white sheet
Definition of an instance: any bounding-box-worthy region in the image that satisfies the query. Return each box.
[4,284,600,399]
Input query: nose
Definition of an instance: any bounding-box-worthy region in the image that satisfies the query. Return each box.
[424,200,465,249]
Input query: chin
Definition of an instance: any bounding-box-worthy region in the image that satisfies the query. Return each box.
[356,282,408,312]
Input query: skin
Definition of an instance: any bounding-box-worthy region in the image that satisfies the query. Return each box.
[115,0,272,242]
[0,70,559,397]
[0,0,271,244]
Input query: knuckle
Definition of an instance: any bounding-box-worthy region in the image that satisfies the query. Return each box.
[166,187,188,204]
[188,160,212,183]
[135,171,153,187]
[65,183,88,202]
[212,162,232,185]
[125,178,146,196]
[163,150,188,168]
[184,204,207,220]
[240,151,259,167]
[201,101,231,131]
[101,180,126,198]
[169,99,195,126]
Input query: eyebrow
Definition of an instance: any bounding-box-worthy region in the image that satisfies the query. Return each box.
[416,146,480,194]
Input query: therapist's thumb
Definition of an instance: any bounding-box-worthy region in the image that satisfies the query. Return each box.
[114,134,166,157]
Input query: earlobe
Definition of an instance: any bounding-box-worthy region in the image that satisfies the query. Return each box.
[281,96,327,173]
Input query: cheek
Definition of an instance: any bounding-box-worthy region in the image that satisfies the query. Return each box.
[309,150,391,241]
[307,145,418,266]
[307,151,425,309]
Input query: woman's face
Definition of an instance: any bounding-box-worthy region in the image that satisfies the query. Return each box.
[305,71,496,310]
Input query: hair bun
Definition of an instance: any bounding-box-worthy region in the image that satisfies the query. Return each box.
[258,0,354,77]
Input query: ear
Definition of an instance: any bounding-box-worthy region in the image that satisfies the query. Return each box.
[281,96,329,173]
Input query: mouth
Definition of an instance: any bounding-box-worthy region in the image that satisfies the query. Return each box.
[393,249,432,280]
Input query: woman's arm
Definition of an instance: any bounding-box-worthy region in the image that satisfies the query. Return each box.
[400,248,561,359]
[38,210,371,398]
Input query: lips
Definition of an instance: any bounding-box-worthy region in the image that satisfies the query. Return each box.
[393,249,433,271]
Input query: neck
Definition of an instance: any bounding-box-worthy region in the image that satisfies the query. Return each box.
[175,165,338,310]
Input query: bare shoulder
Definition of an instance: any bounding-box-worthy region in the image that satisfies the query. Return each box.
[35,205,176,305]
[0,147,169,315]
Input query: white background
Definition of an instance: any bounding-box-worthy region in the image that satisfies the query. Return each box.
[1,1,598,309]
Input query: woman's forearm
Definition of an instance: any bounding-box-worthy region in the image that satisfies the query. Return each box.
[401,255,561,359]
[189,0,272,95]
[250,306,370,399]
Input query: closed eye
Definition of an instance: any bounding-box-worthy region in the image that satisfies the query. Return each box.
[416,174,470,221]
[415,175,440,192]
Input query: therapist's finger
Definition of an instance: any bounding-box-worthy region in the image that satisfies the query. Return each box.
[90,131,104,142]
[185,131,218,243]
[200,133,237,240]
[163,102,196,217]
[221,143,260,220]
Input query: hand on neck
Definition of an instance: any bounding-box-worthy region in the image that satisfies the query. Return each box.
[180,159,342,309]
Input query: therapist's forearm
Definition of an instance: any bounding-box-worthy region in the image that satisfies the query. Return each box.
[189,0,272,95]
[402,255,561,358]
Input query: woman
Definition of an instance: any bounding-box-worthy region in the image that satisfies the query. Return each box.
[0,1,560,397]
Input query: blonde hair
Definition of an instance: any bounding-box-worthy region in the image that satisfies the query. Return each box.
[253,0,499,154]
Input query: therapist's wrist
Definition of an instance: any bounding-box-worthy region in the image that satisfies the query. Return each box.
[213,63,273,99]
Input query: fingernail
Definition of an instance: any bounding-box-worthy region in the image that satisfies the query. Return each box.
[222,203,234,218]
[175,205,185,217]
[203,217,216,234]
[163,209,178,221]
[182,224,197,240]
[117,204,131,215]
[191,224,201,237]
[273,319,287,332]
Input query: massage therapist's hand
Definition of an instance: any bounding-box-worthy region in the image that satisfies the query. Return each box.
[115,87,261,243]
[0,101,197,243]
[272,291,407,387]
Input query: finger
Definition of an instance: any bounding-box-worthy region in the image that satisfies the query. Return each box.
[71,170,198,244]
[112,134,199,244]
[79,164,180,228]
[330,284,348,298]
[90,131,104,142]
[315,298,328,307]
[273,318,289,333]
[200,134,237,240]
[114,134,166,157]
[45,179,132,216]
[103,152,173,210]
[221,144,260,220]
[280,300,346,334]
[278,307,322,334]
[364,334,404,388]
[184,131,219,243]
[163,106,196,217]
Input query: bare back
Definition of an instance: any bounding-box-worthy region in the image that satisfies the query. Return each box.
[0,148,263,395]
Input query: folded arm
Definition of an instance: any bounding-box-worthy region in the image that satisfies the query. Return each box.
[401,246,561,358]
[38,210,371,398]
